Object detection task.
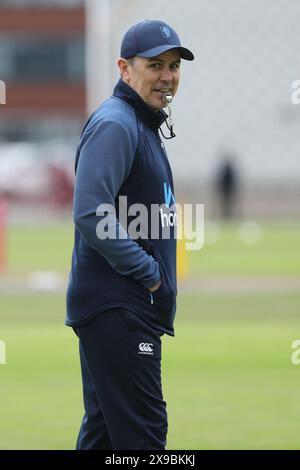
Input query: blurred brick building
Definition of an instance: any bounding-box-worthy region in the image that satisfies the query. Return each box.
[0,0,86,144]
[1,0,300,217]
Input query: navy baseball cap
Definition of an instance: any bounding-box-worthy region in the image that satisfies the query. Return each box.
[120,20,194,61]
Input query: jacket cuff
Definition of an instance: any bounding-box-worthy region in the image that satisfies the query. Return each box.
[142,272,162,289]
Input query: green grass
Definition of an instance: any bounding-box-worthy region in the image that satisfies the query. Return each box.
[166,294,300,449]
[7,223,74,274]
[6,220,300,276]
[1,291,300,449]
[189,221,300,276]
[1,221,300,449]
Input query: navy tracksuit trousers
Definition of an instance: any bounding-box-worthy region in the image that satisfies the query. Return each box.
[73,308,168,450]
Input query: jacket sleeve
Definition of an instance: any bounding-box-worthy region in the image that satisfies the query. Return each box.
[73,118,161,288]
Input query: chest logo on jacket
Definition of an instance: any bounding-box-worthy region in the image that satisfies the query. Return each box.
[163,182,175,208]
[160,182,177,229]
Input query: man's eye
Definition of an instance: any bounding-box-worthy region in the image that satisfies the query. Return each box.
[149,63,180,70]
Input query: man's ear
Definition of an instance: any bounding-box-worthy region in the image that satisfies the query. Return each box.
[117,58,131,82]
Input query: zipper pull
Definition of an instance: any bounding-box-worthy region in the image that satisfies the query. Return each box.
[149,293,154,305]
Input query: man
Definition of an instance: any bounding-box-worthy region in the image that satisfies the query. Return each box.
[66,19,194,450]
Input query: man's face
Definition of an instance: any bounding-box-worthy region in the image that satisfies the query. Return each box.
[122,49,181,111]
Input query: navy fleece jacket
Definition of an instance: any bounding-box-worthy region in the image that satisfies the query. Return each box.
[66,79,177,336]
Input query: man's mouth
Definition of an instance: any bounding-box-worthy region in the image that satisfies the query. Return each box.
[153,88,172,95]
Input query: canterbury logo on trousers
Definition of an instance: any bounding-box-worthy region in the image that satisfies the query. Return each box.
[138,342,154,355]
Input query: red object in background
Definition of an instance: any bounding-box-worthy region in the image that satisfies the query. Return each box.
[0,197,7,272]
[48,165,74,210]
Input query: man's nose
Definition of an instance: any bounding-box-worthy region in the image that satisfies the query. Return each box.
[160,67,173,83]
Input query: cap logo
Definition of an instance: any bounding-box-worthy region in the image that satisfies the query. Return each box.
[160,26,171,38]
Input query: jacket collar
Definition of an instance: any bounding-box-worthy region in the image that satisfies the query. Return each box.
[113,79,167,131]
